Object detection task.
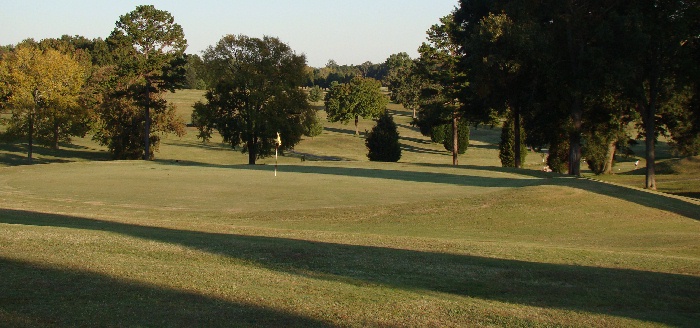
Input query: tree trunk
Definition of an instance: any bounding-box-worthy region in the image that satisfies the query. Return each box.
[644,104,657,190]
[354,115,359,136]
[28,111,34,161]
[247,139,257,165]
[52,121,60,150]
[143,83,151,160]
[452,111,458,166]
[513,106,521,169]
[568,96,583,176]
[603,139,616,175]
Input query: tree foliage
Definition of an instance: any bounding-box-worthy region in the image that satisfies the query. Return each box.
[192,34,313,165]
[106,5,188,160]
[452,0,699,187]
[366,112,402,162]
[431,122,470,155]
[386,52,423,118]
[0,44,88,158]
[308,85,323,102]
[415,14,469,165]
[324,77,388,135]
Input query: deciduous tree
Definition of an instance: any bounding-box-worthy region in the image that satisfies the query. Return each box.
[1,45,87,159]
[324,76,388,136]
[192,35,314,165]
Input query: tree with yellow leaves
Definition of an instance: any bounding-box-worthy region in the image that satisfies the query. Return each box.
[1,44,87,159]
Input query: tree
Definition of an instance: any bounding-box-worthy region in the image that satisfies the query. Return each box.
[385,52,423,118]
[366,112,402,162]
[304,112,324,139]
[615,0,699,189]
[308,85,323,102]
[109,5,187,160]
[1,45,87,159]
[324,76,388,136]
[192,34,313,165]
[415,14,468,166]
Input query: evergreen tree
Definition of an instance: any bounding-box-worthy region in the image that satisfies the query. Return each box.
[366,112,401,162]
[499,113,527,168]
[431,121,469,154]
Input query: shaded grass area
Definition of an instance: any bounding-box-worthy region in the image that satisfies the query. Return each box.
[0,140,110,167]
[0,258,327,327]
[1,209,698,327]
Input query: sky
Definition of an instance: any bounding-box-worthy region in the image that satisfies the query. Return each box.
[0,0,458,67]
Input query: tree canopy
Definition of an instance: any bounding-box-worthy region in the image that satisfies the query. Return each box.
[192,34,314,165]
[0,44,87,159]
[324,76,388,136]
[108,4,188,160]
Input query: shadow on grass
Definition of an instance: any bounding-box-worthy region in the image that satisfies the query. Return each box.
[323,127,363,136]
[1,209,698,326]
[0,257,329,327]
[0,142,109,166]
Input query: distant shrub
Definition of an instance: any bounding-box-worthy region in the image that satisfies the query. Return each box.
[366,112,401,162]
[304,113,324,139]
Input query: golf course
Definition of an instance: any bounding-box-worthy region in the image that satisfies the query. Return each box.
[0,90,698,327]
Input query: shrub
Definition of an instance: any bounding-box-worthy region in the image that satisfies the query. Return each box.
[366,112,401,162]
[547,138,569,174]
[304,113,324,139]
[431,121,469,154]
[499,114,527,167]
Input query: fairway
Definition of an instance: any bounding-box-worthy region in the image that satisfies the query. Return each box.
[1,101,699,327]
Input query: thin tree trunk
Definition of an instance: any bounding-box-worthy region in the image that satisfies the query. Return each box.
[354,115,359,136]
[143,81,151,160]
[513,106,522,169]
[644,102,657,190]
[52,121,60,150]
[452,111,458,166]
[28,111,34,161]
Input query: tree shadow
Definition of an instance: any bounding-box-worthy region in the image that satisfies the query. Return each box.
[1,209,698,326]
[323,127,363,136]
[0,141,110,166]
[400,144,450,156]
[0,257,330,327]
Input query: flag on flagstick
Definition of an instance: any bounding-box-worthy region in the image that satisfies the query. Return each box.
[275,132,282,176]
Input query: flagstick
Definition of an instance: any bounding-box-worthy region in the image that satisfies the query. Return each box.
[275,145,278,177]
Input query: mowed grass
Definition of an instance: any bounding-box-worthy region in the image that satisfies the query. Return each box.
[0,90,699,327]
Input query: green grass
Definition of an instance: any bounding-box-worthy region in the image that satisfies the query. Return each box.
[1,90,699,327]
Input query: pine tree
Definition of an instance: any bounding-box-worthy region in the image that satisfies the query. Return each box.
[366,112,401,162]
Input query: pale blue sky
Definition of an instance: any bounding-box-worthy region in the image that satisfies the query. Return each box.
[0,0,458,67]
